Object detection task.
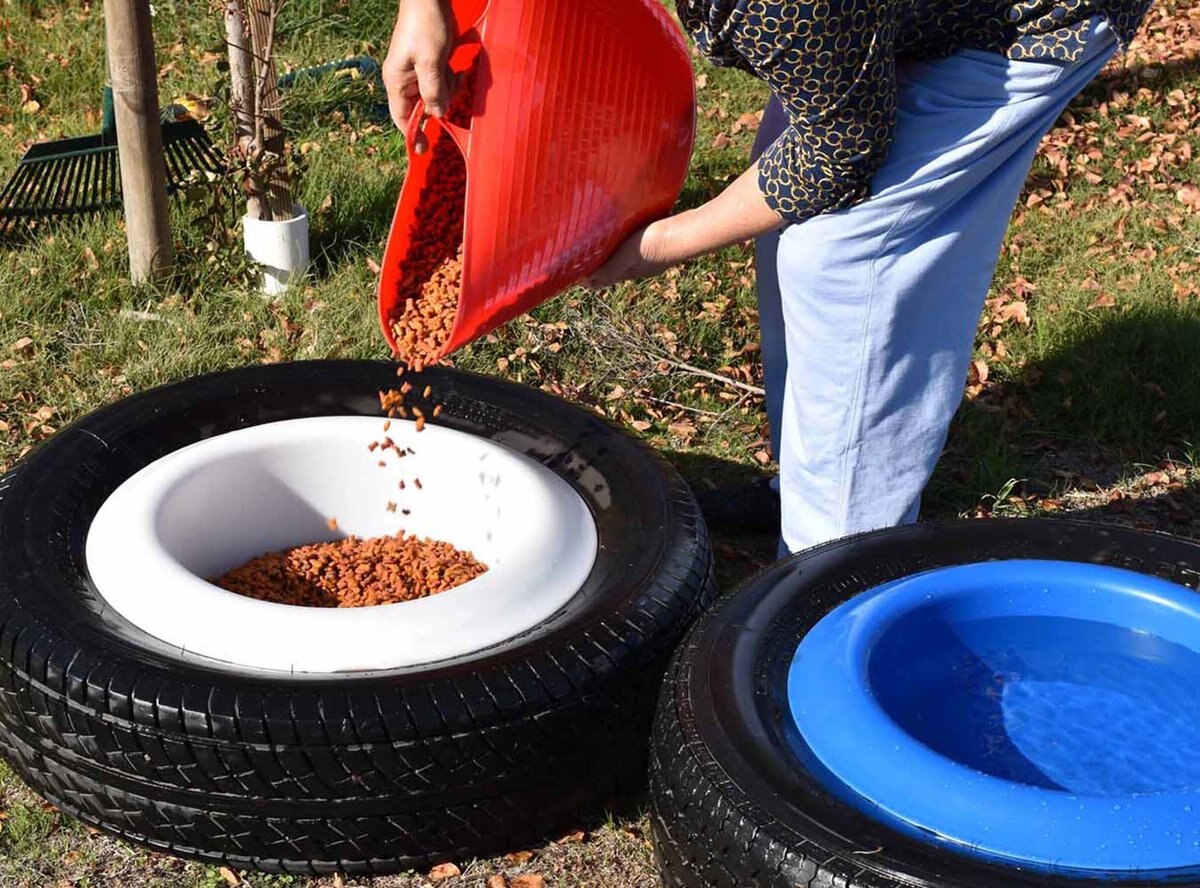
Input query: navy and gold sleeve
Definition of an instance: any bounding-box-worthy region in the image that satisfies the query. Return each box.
[680,0,1150,224]
[732,1,899,224]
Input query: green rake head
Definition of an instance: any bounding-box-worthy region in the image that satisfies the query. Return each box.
[0,87,225,242]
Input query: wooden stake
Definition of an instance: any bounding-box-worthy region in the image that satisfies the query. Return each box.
[104,0,174,283]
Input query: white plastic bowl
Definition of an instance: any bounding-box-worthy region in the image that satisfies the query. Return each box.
[85,416,598,672]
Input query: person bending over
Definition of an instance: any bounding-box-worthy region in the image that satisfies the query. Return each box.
[383,0,1150,554]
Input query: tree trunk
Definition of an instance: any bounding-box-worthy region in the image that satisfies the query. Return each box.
[223,0,262,220]
[246,0,292,222]
[104,0,175,283]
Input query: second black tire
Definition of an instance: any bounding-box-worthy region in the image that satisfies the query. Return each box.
[651,519,1200,888]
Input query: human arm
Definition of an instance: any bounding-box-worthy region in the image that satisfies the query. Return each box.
[587,161,783,287]
[382,0,454,153]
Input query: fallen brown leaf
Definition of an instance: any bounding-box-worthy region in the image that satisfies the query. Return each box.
[487,877,508,888]
[1088,293,1117,309]
[218,867,240,887]
[19,83,39,114]
[735,111,762,132]
[996,301,1031,326]
[510,877,546,888]
[1176,183,1200,209]
[10,337,33,353]
[556,830,586,844]
[504,851,534,864]
[667,419,697,441]
[429,862,462,881]
[366,256,382,275]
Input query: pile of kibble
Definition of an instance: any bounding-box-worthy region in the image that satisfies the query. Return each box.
[213,531,488,608]
[217,73,480,610]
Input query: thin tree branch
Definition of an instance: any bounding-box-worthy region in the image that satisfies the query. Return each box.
[654,358,766,396]
[224,0,261,218]
[249,1,278,159]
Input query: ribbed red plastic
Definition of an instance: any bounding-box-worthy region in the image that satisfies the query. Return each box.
[377,0,696,358]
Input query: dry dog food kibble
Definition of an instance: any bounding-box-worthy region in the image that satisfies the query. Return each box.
[213,532,488,608]
[387,71,476,372]
[217,82,486,606]
[362,69,477,532]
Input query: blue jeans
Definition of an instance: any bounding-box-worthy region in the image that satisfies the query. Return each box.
[752,18,1118,555]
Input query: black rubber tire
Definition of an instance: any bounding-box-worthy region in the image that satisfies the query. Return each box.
[650,519,1200,888]
[0,360,715,875]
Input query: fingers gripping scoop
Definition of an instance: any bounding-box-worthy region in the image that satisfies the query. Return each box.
[377,0,696,361]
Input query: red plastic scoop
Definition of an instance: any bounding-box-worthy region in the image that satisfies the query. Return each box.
[376,0,696,360]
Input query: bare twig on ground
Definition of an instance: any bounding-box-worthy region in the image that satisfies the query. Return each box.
[587,298,766,396]
[654,356,765,396]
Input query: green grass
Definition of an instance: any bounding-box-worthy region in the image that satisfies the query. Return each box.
[2,0,1200,885]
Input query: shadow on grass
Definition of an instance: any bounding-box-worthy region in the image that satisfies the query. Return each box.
[1066,479,1200,539]
[666,449,770,492]
[930,305,1200,515]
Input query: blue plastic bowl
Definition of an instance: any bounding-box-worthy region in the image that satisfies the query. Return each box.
[789,559,1200,873]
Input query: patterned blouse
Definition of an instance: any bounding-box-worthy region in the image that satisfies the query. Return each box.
[679,0,1153,223]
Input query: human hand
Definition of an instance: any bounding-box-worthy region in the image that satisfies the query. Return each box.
[383,0,454,154]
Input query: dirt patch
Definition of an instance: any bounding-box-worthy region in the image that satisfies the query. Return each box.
[213,532,488,607]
